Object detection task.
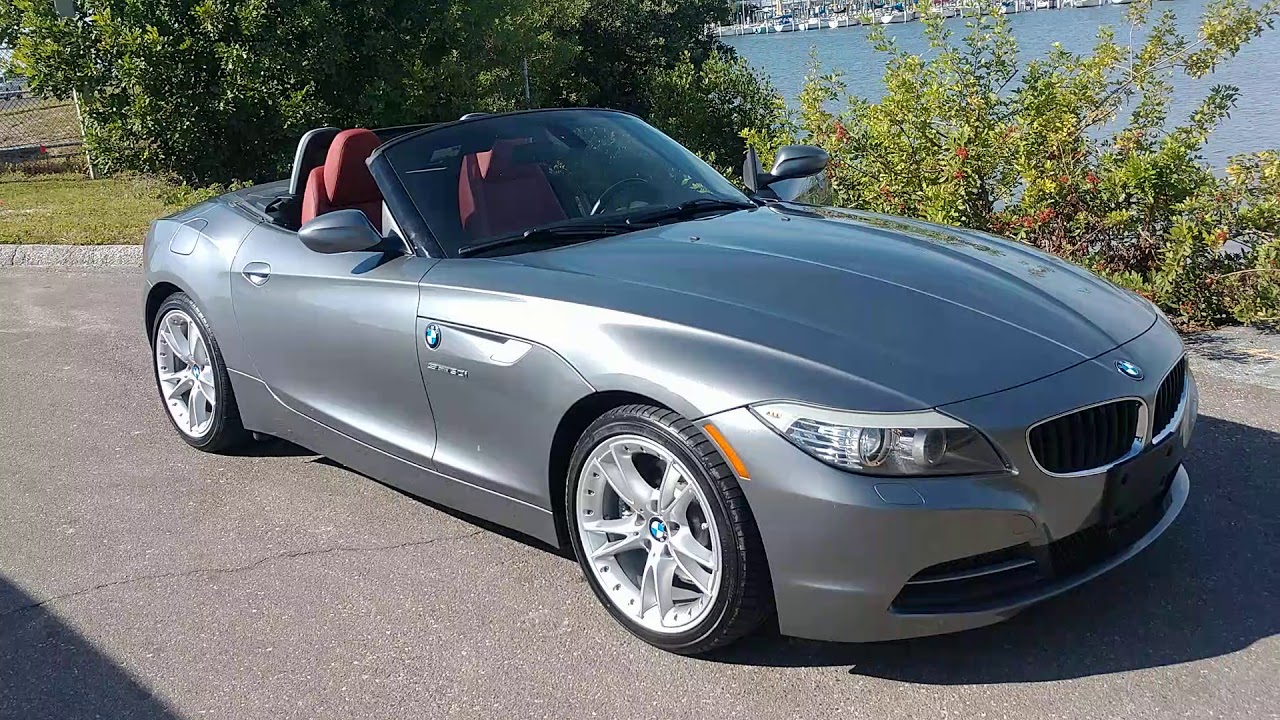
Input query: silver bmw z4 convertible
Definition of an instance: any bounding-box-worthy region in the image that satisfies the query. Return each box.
[144,108,1196,654]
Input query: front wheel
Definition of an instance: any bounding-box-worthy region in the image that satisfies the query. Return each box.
[151,292,250,453]
[566,404,772,654]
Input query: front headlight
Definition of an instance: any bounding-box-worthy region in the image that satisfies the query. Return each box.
[750,401,1007,477]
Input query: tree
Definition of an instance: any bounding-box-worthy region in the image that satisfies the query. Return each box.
[0,0,20,49]
[3,0,774,183]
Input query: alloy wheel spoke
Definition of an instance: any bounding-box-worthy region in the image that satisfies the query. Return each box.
[582,516,644,560]
[160,319,189,362]
[666,485,696,526]
[654,555,678,624]
[164,375,194,402]
[639,551,678,623]
[603,447,654,511]
[591,458,641,511]
[590,532,647,560]
[197,374,216,406]
[670,528,716,594]
[199,392,213,427]
[189,324,208,366]
[671,551,714,595]
[157,368,185,385]
[581,516,636,536]
[196,384,214,430]
[188,385,206,431]
[669,586,702,603]
[173,315,195,361]
[656,461,682,513]
[670,527,715,571]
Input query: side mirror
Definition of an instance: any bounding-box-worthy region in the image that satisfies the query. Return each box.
[743,144,829,195]
[768,145,829,183]
[298,209,382,254]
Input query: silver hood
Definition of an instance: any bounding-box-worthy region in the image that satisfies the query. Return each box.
[507,205,1157,409]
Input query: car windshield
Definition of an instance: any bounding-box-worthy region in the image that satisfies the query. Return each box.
[376,109,752,257]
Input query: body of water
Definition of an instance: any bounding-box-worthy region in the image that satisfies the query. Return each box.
[724,0,1280,168]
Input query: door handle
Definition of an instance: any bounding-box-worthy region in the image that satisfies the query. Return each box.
[242,262,271,286]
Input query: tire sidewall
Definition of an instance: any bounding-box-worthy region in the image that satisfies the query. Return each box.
[151,293,233,450]
[566,411,745,652]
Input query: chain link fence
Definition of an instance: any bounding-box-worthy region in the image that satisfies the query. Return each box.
[1,47,86,171]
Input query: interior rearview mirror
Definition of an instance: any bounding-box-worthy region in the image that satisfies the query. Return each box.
[298,209,383,254]
[743,144,830,196]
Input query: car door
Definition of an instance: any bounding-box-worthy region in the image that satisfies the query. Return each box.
[230,222,440,467]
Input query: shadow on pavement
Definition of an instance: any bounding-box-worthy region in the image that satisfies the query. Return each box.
[712,414,1280,682]
[1184,331,1278,364]
[0,577,180,720]
[223,437,316,458]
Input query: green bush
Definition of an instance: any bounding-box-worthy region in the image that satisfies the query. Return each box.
[746,0,1280,327]
[647,48,791,177]
[2,0,772,184]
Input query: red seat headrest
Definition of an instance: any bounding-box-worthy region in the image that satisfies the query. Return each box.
[477,138,536,180]
[324,129,382,205]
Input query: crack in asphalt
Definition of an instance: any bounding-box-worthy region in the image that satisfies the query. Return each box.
[0,529,486,619]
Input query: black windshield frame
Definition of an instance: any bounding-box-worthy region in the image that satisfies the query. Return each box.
[368,108,749,259]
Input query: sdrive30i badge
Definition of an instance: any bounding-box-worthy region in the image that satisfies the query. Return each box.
[426,362,468,379]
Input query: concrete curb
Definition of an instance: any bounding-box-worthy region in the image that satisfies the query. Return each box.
[0,244,143,267]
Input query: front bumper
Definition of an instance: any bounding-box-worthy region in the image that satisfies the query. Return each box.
[705,325,1196,643]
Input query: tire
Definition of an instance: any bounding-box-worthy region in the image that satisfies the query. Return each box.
[151,292,251,453]
[566,404,772,654]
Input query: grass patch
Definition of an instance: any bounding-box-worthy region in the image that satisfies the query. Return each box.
[0,172,197,245]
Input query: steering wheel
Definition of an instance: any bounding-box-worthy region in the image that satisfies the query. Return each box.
[590,177,658,215]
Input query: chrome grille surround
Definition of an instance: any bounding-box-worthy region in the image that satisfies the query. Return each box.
[1026,398,1148,478]
[1024,356,1191,478]
[1151,357,1189,445]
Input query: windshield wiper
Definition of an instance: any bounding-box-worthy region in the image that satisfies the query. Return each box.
[457,220,643,258]
[624,197,757,225]
[455,198,755,258]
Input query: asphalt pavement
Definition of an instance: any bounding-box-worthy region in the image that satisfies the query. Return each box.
[1,267,1277,720]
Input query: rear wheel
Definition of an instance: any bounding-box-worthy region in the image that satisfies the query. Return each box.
[566,404,771,654]
[151,293,250,453]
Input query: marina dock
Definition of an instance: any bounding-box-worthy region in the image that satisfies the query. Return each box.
[715,0,1161,36]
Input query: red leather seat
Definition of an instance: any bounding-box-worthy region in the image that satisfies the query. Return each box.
[300,128,383,231]
[458,139,566,239]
